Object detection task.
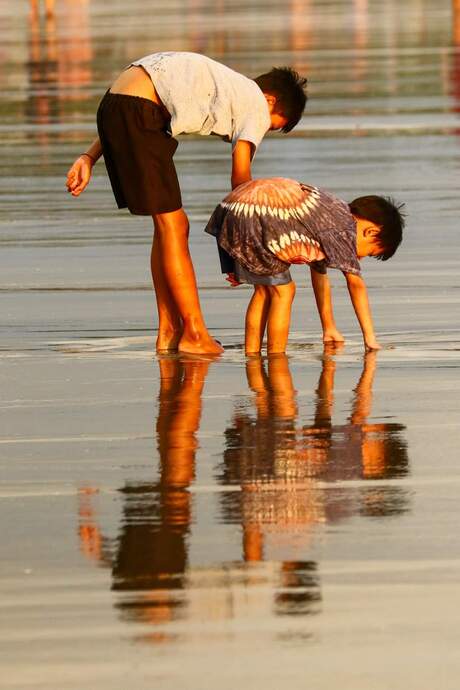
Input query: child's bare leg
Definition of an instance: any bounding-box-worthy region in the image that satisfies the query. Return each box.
[153,209,223,354]
[245,285,270,354]
[151,234,183,351]
[266,281,296,354]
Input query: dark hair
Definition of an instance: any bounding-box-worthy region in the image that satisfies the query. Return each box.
[254,67,308,133]
[349,195,405,260]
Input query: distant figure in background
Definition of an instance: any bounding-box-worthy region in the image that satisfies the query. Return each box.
[206,178,405,354]
[26,0,93,150]
[30,0,55,17]
[66,52,308,354]
[455,0,460,46]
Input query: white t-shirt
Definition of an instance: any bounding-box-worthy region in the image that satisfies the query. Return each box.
[130,52,271,151]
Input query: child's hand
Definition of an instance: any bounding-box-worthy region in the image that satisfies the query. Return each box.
[66,155,93,197]
[364,337,382,351]
[323,327,345,344]
[226,272,241,287]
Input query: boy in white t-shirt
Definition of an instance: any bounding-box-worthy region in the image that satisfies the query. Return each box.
[66,52,308,354]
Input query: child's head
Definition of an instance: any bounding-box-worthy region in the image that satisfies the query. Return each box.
[349,195,405,260]
[254,67,308,133]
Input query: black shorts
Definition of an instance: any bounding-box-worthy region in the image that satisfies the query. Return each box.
[96,91,182,215]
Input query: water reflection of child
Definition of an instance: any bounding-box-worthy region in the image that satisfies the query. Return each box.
[78,357,211,632]
[206,179,405,354]
[220,350,409,549]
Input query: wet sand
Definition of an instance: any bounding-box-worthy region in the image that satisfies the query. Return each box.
[1,1,460,688]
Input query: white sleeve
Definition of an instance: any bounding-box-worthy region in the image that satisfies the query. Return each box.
[231,112,269,152]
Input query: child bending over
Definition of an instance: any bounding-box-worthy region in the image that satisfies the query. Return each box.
[65,52,307,354]
[205,178,404,354]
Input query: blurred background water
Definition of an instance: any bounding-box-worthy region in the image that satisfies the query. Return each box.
[1,2,460,689]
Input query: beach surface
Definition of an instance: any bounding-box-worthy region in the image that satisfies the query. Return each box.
[1,1,460,688]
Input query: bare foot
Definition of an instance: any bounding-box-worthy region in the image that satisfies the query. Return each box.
[156,330,182,352]
[178,333,224,355]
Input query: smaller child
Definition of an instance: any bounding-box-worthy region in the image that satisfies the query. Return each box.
[205,178,405,354]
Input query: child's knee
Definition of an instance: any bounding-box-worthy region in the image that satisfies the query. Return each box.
[154,209,189,236]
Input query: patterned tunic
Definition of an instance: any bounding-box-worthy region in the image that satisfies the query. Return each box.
[205,178,361,277]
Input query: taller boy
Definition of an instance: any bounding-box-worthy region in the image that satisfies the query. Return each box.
[66,52,308,354]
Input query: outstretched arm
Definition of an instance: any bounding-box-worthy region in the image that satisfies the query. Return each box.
[310,267,345,343]
[344,272,381,351]
[231,140,253,190]
[66,136,103,196]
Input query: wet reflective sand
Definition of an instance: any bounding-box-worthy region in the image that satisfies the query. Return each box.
[1,1,460,688]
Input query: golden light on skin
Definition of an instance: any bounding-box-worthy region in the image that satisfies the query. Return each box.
[264,94,290,131]
[355,220,383,259]
[269,112,289,131]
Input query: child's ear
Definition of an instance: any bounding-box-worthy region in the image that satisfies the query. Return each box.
[363,223,380,237]
[264,94,277,109]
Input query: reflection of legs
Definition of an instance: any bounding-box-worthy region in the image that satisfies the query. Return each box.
[350,350,377,425]
[245,355,270,416]
[266,281,296,354]
[152,209,223,354]
[77,487,103,563]
[243,525,264,562]
[161,359,211,487]
[313,352,336,427]
[267,354,297,418]
[245,286,270,354]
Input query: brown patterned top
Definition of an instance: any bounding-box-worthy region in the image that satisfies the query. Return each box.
[205,177,361,277]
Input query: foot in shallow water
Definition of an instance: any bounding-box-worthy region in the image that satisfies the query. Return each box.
[156,329,182,352]
[178,333,224,355]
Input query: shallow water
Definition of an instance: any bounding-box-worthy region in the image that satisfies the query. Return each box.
[1,1,460,688]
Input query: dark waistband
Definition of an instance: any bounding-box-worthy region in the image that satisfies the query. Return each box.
[100,89,170,126]
[104,89,165,108]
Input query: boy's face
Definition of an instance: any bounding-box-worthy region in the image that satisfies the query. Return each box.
[355,218,383,259]
[269,113,289,131]
[264,93,289,131]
